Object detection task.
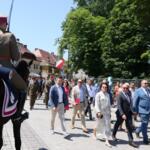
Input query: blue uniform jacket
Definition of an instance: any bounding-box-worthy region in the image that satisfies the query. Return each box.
[0,66,11,80]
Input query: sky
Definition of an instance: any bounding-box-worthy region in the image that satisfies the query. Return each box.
[0,0,75,58]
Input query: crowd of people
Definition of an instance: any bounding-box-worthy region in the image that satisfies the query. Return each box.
[27,75,150,148]
[0,15,150,148]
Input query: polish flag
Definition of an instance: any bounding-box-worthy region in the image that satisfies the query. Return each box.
[56,59,64,69]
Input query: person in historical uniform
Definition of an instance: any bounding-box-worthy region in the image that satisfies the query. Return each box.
[0,15,27,90]
[0,16,28,120]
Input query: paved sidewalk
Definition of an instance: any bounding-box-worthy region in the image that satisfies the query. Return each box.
[3,121,49,150]
[2,97,150,150]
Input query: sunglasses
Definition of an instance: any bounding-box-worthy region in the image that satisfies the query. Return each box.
[144,83,148,84]
[102,86,107,88]
[123,87,128,89]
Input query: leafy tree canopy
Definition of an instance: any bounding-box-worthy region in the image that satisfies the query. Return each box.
[101,0,150,78]
[58,8,106,77]
[58,0,150,78]
[74,0,115,17]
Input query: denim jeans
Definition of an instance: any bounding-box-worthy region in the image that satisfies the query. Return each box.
[136,113,150,142]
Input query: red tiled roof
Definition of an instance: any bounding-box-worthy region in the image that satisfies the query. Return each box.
[34,48,57,66]
[17,42,36,60]
[17,42,30,54]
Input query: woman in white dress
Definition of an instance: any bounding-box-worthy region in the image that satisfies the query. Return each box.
[93,82,112,147]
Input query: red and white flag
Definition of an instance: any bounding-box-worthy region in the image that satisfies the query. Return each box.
[56,59,64,69]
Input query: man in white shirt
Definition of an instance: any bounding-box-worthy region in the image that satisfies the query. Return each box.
[85,78,95,120]
[49,76,69,137]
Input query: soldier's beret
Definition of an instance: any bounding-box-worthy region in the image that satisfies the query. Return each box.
[0,16,7,24]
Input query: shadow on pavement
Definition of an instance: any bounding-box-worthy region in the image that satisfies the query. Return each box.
[64,118,71,121]
[110,139,128,146]
[75,127,93,134]
[35,103,46,106]
[53,131,64,135]
[32,108,48,110]
[65,133,90,141]
[110,139,145,148]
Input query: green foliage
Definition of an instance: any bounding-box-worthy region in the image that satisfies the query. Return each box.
[101,0,150,78]
[58,0,150,78]
[88,0,115,17]
[136,0,150,27]
[58,8,106,77]
[73,0,88,7]
[74,0,115,17]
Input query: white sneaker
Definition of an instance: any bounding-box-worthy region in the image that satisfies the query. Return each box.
[50,129,55,134]
[105,141,112,148]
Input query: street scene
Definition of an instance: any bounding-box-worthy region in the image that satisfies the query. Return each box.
[0,0,150,150]
[2,95,150,150]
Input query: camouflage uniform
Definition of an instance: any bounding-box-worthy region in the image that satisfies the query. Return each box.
[28,78,39,109]
[44,79,55,108]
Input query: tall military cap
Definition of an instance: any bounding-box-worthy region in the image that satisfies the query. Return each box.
[0,16,8,25]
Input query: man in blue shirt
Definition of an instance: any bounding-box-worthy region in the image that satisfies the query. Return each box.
[133,79,150,144]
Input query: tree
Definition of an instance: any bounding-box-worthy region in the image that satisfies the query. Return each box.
[58,0,150,78]
[136,0,150,62]
[136,0,150,27]
[58,8,106,77]
[74,0,115,17]
[73,0,88,7]
[101,0,150,78]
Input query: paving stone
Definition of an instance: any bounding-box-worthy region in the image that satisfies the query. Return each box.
[2,96,150,150]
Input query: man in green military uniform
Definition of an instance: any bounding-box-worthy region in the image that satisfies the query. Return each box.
[28,76,39,110]
[0,15,27,91]
[44,75,55,108]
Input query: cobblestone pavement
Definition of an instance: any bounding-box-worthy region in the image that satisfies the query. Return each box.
[2,120,50,150]
[2,96,150,150]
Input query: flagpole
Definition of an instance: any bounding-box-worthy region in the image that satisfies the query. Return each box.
[8,0,15,31]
